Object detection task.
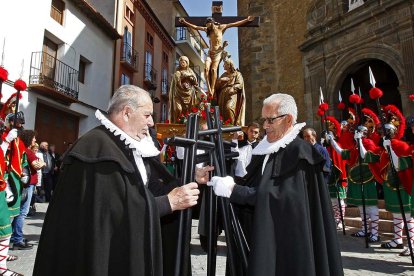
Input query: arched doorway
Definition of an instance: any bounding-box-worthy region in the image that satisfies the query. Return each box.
[338,59,401,119]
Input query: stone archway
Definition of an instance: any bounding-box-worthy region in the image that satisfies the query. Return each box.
[326,45,405,118]
[337,60,400,119]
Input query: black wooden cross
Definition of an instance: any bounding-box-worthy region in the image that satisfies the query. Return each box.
[197,105,249,276]
[167,114,215,276]
[175,1,259,27]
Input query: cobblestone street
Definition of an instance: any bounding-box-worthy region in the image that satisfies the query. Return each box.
[7,203,414,275]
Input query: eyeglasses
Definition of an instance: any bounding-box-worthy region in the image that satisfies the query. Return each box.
[260,114,287,124]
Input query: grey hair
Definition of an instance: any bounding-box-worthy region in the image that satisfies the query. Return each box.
[263,93,297,124]
[107,85,151,115]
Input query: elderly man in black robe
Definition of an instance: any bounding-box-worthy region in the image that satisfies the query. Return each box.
[33,85,213,276]
[207,93,343,276]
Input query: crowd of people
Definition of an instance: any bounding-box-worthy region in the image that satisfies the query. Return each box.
[1,79,410,275]
[303,104,414,257]
[30,85,343,276]
[0,92,66,275]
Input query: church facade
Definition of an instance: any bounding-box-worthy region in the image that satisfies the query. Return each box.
[238,0,414,128]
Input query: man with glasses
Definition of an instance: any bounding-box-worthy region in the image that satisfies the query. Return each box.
[207,93,343,275]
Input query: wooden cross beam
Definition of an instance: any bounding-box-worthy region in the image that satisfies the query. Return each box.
[175,1,259,27]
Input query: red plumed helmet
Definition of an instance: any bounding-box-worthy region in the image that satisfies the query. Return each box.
[337,102,345,110]
[0,67,8,82]
[369,87,383,100]
[324,116,341,138]
[384,104,406,140]
[362,108,380,126]
[0,92,23,120]
[349,94,361,104]
[409,94,414,102]
[14,79,27,91]
[319,102,329,112]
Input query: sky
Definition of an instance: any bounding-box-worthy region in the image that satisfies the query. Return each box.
[179,0,240,68]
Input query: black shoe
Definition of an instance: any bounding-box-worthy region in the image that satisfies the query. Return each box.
[351,230,370,237]
[399,248,411,256]
[10,241,33,250]
[368,234,380,243]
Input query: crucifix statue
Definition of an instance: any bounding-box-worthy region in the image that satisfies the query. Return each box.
[176,1,259,99]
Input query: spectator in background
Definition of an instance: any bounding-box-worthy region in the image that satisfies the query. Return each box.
[48,144,60,191]
[232,122,261,178]
[39,142,53,202]
[28,143,44,216]
[302,127,331,183]
[10,130,45,250]
[33,143,44,201]
[403,115,414,145]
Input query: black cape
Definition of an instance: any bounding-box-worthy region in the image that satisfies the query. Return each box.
[33,126,163,276]
[230,137,343,276]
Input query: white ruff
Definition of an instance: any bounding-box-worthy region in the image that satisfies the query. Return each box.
[95,110,160,157]
[252,122,306,155]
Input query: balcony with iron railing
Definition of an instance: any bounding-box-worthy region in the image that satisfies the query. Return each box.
[175,27,207,61]
[29,51,79,103]
[144,63,157,90]
[121,42,138,72]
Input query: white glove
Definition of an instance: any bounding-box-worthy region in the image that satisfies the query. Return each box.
[326,133,334,143]
[5,183,14,203]
[21,175,29,184]
[354,131,363,141]
[5,129,18,143]
[207,176,235,198]
[383,140,399,170]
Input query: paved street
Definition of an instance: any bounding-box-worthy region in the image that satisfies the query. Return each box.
[7,203,414,275]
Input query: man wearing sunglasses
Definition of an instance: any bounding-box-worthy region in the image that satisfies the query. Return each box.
[207,93,343,275]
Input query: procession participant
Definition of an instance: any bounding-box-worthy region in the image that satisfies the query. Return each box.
[33,85,213,276]
[323,116,347,230]
[378,105,414,256]
[2,113,29,234]
[207,93,343,276]
[0,120,21,275]
[327,124,380,242]
[361,108,381,146]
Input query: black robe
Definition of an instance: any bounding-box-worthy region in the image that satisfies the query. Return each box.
[33,126,165,276]
[230,137,343,276]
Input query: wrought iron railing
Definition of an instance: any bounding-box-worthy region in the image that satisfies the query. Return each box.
[121,42,138,71]
[29,51,79,99]
[144,63,157,84]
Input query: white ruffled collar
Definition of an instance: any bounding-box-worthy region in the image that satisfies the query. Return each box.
[252,122,306,155]
[95,110,160,157]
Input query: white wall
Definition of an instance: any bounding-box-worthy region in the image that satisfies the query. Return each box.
[0,0,115,136]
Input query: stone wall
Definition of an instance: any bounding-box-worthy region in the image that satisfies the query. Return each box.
[301,0,414,129]
[238,0,414,130]
[238,0,312,123]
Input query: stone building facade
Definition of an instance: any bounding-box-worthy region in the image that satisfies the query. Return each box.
[237,0,312,123]
[300,0,414,129]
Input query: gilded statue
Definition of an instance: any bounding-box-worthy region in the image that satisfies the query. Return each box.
[168,56,199,123]
[215,58,245,126]
[178,16,253,98]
